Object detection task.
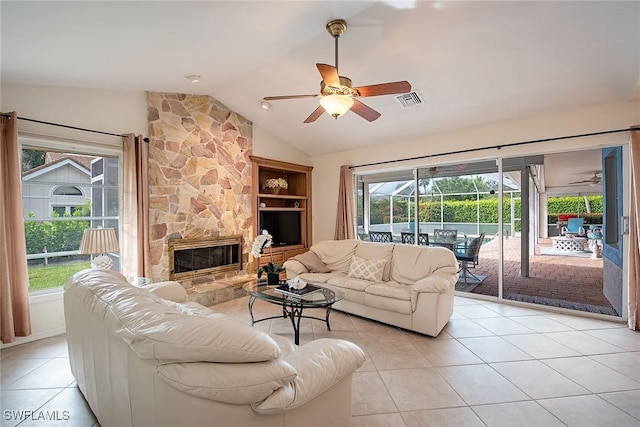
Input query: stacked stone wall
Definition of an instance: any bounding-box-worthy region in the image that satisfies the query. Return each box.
[147,92,252,280]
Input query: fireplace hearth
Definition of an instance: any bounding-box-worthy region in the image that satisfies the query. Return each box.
[168,236,242,281]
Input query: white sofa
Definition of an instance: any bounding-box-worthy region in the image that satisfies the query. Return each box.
[283,240,459,337]
[64,269,365,427]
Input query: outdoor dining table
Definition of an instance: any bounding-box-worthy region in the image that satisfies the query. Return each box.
[429,235,474,251]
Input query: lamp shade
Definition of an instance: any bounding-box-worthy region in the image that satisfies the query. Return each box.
[79,228,119,255]
[320,95,354,118]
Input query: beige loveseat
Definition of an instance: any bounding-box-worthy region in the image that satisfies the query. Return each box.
[64,269,365,427]
[283,240,458,337]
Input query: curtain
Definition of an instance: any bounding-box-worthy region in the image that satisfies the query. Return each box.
[334,165,355,240]
[0,112,31,343]
[629,126,640,330]
[121,134,150,279]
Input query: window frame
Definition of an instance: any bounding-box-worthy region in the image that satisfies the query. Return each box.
[20,135,123,295]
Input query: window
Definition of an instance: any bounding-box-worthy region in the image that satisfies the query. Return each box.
[52,186,83,196]
[21,143,121,292]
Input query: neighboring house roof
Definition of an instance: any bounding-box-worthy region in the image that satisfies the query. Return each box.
[22,157,91,181]
[45,152,94,170]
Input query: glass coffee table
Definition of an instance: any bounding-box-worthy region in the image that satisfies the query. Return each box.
[244,281,344,345]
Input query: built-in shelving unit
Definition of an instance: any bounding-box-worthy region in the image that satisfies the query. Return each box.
[250,156,313,272]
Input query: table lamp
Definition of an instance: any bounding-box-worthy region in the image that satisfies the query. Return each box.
[79,228,120,269]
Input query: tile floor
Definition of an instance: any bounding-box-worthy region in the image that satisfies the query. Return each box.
[2,296,640,426]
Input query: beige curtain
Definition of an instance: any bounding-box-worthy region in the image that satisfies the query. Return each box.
[629,126,640,330]
[121,134,150,279]
[334,165,355,240]
[0,112,31,343]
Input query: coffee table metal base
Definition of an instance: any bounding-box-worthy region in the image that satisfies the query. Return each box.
[248,295,334,345]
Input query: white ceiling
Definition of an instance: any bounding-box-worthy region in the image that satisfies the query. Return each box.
[2,1,639,161]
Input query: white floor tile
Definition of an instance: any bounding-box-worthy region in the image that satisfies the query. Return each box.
[443,319,494,338]
[490,360,589,399]
[458,336,532,363]
[502,333,580,359]
[598,390,640,420]
[542,356,640,393]
[379,368,466,411]
[472,401,565,427]
[401,407,485,427]
[538,394,640,426]
[437,365,529,406]
[545,330,627,355]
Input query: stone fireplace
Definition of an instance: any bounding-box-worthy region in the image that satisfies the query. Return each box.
[168,236,242,281]
[147,92,253,281]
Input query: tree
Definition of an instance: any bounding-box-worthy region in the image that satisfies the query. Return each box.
[22,149,46,172]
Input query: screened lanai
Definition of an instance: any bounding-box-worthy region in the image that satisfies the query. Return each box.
[354,151,618,318]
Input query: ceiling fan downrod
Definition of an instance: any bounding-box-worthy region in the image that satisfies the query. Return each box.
[326,19,347,75]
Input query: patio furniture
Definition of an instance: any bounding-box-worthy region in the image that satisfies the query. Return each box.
[551,236,587,252]
[401,231,430,245]
[562,217,585,236]
[434,229,458,239]
[454,233,485,283]
[369,231,393,243]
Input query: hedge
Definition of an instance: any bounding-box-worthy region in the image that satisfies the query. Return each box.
[370,195,602,230]
[24,202,91,255]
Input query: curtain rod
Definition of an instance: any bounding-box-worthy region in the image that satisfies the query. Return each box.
[349,126,640,169]
[0,113,149,142]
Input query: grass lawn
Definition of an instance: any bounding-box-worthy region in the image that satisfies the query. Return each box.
[28,261,91,292]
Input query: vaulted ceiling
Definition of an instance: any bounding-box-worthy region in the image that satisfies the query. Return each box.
[2,1,639,157]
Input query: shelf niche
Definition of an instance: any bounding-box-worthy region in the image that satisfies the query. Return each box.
[250,156,313,273]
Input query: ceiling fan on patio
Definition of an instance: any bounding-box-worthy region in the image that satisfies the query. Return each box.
[262,19,411,123]
[569,171,602,186]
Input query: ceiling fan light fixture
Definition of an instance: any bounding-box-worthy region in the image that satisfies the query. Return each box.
[320,94,354,118]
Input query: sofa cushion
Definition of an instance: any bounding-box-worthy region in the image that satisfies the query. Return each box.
[298,272,344,284]
[354,241,394,281]
[390,245,458,285]
[326,276,372,292]
[364,281,411,301]
[365,293,414,315]
[347,255,385,282]
[157,359,297,404]
[310,240,359,273]
[289,251,331,273]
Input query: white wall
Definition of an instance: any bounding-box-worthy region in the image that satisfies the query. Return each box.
[310,100,640,242]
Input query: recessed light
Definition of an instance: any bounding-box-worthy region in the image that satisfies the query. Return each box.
[261,100,271,110]
[185,74,201,83]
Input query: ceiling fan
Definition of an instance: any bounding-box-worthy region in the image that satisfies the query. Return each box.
[569,171,602,185]
[262,19,412,123]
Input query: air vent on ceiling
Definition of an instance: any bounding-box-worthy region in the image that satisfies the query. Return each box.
[394,91,423,109]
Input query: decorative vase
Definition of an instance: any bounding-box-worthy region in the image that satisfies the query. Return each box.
[267,273,280,285]
[270,187,281,195]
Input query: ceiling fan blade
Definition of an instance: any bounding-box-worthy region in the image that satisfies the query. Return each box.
[316,63,340,88]
[568,180,591,184]
[351,99,381,122]
[354,81,411,97]
[263,94,318,101]
[303,106,325,123]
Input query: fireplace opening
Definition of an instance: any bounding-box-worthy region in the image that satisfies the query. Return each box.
[168,236,242,281]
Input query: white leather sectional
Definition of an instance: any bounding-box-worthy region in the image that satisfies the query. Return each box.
[64,269,365,427]
[284,240,459,337]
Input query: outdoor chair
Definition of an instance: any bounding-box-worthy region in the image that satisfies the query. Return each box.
[401,232,429,246]
[454,233,485,283]
[369,231,393,243]
[562,217,585,236]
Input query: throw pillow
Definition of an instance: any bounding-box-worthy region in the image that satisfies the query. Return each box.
[347,255,386,282]
[291,251,331,273]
